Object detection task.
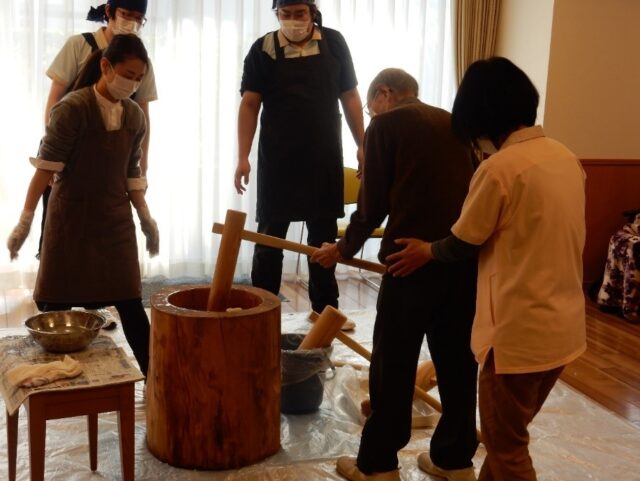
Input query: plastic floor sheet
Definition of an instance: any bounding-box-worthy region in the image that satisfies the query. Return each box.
[1,310,639,480]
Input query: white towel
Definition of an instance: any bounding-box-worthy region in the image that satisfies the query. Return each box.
[6,355,83,388]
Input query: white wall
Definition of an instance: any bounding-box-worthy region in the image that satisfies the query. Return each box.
[495,0,555,124]
[544,0,640,159]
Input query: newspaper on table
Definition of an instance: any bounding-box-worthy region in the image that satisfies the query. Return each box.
[0,334,144,415]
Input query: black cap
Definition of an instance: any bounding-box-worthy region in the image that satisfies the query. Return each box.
[108,0,148,14]
[272,0,315,9]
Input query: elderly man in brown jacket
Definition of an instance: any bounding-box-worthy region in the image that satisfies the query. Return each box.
[312,68,479,481]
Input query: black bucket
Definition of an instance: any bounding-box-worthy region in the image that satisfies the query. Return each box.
[281,333,333,414]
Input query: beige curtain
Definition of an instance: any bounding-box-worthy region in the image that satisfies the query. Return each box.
[454,0,501,85]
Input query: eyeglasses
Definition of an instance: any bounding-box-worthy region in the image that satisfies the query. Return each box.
[363,87,391,117]
[117,8,147,26]
[363,90,378,117]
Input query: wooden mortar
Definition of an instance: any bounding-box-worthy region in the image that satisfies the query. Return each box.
[146,284,281,469]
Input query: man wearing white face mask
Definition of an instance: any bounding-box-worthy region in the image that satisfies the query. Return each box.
[235,0,365,316]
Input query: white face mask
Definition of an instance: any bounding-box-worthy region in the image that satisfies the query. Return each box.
[113,15,142,36]
[280,19,311,42]
[106,69,140,100]
[476,137,498,155]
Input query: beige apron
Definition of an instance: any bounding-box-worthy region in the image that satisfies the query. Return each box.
[34,91,141,304]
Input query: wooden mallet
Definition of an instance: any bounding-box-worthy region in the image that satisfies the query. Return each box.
[298,306,348,350]
[207,209,246,311]
[212,223,386,274]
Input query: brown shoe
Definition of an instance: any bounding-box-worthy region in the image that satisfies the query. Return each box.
[336,456,400,481]
[417,452,476,481]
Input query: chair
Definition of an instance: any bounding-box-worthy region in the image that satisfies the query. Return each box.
[296,167,385,290]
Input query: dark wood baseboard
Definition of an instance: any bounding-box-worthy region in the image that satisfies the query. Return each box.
[581,158,640,285]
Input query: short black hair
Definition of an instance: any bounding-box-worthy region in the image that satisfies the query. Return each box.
[451,57,539,145]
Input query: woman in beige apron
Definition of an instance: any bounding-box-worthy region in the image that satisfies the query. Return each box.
[7,34,159,377]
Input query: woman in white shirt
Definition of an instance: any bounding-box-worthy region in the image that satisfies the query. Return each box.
[7,34,159,378]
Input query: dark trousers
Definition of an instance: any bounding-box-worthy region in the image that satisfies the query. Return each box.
[357,261,479,474]
[251,219,339,313]
[36,298,150,377]
[478,352,563,481]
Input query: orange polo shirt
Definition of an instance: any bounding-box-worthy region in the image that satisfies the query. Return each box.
[452,126,587,374]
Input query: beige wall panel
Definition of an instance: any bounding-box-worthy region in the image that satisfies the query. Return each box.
[544,0,640,159]
[495,0,555,124]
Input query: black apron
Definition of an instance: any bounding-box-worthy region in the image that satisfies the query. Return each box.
[256,32,345,222]
[34,88,141,304]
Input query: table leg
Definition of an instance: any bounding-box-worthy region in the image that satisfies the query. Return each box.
[27,399,46,481]
[88,413,98,471]
[117,384,135,481]
[7,409,18,481]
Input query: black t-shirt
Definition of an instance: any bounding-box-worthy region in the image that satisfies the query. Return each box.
[240,27,358,96]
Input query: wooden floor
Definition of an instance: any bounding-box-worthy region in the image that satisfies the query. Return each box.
[561,300,640,429]
[283,274,640,429]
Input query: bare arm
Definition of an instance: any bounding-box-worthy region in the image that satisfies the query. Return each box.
[24,169,55,212]
[339,88,366,174]
[45,80,69,126]
[137,101,151,176]
[128,189,147,211]
[235,91,262,194]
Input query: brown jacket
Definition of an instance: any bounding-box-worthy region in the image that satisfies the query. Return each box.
[338,97,477,264]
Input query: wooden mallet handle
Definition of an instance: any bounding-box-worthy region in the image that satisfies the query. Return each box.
[415,360,437,391]
[315,312,439,407]
[212,223,386,274]
[207,210,247,311]
[332,327,443,411]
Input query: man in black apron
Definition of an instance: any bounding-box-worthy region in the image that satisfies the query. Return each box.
[235,0,365,314]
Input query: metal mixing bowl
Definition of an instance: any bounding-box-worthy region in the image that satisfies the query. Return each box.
[25,310,106,353]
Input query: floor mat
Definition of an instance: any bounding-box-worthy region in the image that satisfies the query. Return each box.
[1,311,637,480]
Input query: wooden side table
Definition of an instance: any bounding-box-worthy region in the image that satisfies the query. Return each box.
[6,381,136,481]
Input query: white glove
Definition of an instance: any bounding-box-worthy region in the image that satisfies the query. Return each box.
[7,209,35,260]
[136,205,159,257]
